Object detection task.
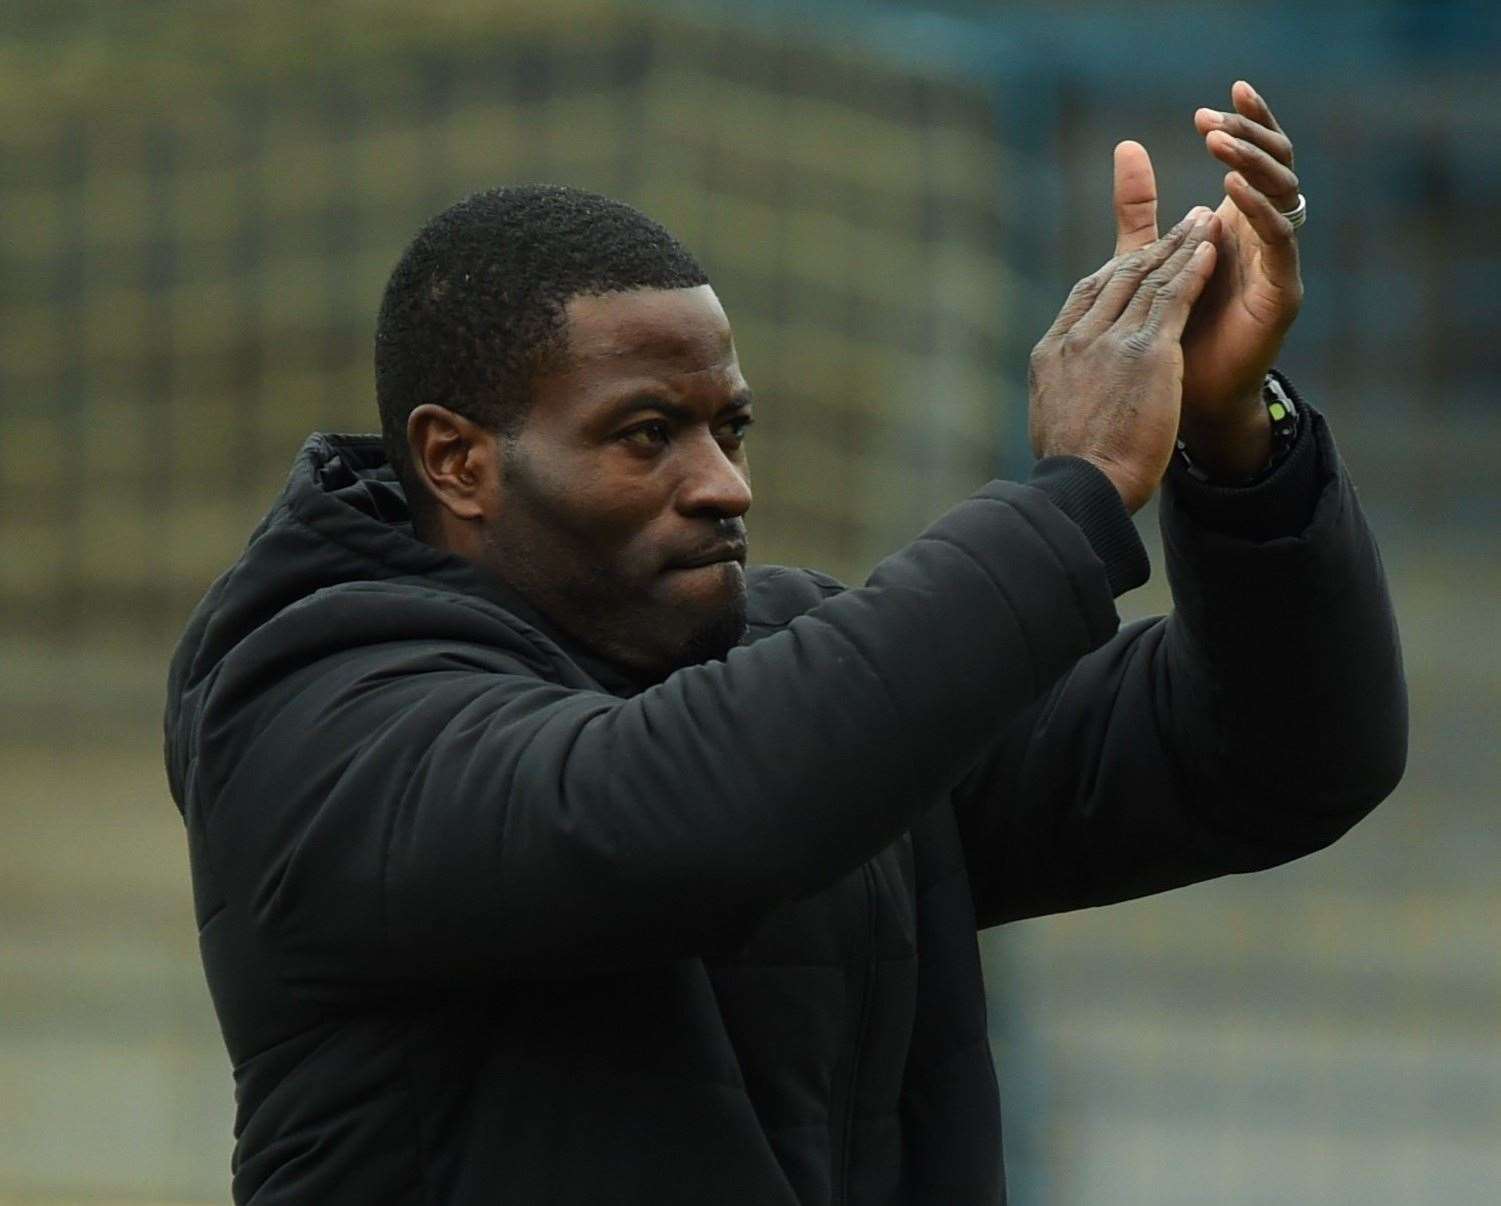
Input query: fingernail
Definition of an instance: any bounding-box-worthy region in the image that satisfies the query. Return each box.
[1197,107,1221,126]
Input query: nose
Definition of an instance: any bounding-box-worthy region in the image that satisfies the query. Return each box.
[675,429,752,519]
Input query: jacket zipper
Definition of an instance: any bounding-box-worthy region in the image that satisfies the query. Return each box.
[837,861,878,1205]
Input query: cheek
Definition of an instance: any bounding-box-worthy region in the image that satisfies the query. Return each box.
[542,475,670,579]
[563,479,659,546]
[513,446,631,533]
[507,440,679,581]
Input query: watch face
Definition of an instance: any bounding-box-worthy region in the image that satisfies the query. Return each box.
[1264,376,1298,449]
[1265,375,1296,416]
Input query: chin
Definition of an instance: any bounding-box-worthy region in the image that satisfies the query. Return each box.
[674,596,749,670]
[570,567,749,681]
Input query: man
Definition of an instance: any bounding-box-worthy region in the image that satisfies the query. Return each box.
[166,82,1405,1203]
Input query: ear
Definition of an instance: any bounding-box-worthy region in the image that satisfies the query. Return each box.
[406,404,498,524]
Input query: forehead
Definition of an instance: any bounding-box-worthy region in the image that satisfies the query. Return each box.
[560,284,737,373]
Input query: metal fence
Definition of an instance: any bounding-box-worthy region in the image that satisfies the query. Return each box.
[0,3,1009,651]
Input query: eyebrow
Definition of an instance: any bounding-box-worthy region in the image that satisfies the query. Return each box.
[610,390,754,423]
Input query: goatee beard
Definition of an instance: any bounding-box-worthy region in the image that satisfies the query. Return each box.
[673,592,750,672]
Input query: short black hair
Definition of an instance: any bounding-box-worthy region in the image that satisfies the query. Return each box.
[374,184,709,515]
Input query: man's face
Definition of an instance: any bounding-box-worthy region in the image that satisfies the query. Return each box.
[481,284,754,680]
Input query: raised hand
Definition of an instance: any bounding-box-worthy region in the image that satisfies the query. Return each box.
[1112,81,1305,479]
[1030,211,1220,514]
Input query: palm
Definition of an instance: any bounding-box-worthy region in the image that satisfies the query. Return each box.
[1180,196,1291,416]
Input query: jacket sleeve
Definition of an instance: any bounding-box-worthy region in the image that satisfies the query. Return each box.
[953,401,1409,928]
[198,475,1129,989]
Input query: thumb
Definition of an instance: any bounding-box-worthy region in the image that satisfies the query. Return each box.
[1113,141,1159,254]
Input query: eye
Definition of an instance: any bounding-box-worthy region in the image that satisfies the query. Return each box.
[620,419,671,449]
[718,415,755,448]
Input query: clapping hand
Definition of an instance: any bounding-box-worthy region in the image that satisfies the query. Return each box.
[1112,81,1305,480]
[1030,214,1221,514]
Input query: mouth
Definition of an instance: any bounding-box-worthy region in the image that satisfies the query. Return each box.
[666,541,748,571]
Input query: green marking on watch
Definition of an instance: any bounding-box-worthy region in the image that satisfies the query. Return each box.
[1268,401,1287,422]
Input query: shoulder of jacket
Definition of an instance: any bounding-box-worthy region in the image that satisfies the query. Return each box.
[184,579,578,809]
[283,577,529,636]
[214,578,567,700]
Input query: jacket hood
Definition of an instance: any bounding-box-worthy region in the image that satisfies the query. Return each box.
[163,432,557,812]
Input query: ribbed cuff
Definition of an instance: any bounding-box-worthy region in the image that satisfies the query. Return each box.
[1028,456,1150,597]
[1166,371,1322,541]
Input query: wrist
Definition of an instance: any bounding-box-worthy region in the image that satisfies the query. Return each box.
[1176,388,1272,483]
[1078,453,1152,515]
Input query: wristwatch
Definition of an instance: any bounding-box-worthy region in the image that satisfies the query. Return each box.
[1175,372,1299,485]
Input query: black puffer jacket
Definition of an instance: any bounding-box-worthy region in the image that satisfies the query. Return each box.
[165,396,1405,1204]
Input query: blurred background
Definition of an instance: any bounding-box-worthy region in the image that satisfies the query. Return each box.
[2,1,1497,1202]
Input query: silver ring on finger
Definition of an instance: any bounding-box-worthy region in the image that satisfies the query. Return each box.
[1279,193,1308,229]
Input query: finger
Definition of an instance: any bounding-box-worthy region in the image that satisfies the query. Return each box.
[1117,215,1219,330]
[1046,207,1196,337]
[1113,140,1159,254]
[1232,79,1285,137]
[1225,171,1300,282]
[1046,265,1114,337]
[1144,238,1219,343]
[1204,130,1300,211]
[1193,109,1293,168]
[1080,209,1206,334]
